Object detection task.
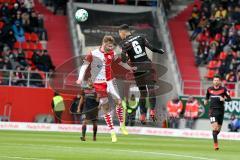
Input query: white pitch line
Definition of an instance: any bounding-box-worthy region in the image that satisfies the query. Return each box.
[114,149,216,160]
[0,156,54,160]
[1,143,216,160]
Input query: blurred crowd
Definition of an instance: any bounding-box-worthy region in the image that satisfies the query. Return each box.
[188,0,240,96]
[0,0,54,87]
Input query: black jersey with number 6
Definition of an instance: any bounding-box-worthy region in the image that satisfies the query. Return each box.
[119,35,164,63]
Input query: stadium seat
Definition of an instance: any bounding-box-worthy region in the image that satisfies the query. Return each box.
[29,42,37,50]
[25,51,33,59]
[25,33,31,41]
[13,41,21,49]
[31,33,39,42]
[36,42,43,50]
[205,69,216,79]
[21,42,30,50]
[0,21,4,29]
[207,60,218,69]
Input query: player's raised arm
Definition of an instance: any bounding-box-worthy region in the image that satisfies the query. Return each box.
[144,37,165,54]
[76,52,92,85]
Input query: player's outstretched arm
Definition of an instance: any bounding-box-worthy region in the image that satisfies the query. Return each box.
[76,60,90,85]
[118,61,136,72]
[144,37,165,54]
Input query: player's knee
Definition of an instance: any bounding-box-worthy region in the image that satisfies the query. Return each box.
[213,125,218,131]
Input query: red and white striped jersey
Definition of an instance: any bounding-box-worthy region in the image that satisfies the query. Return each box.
[84,48,120,83]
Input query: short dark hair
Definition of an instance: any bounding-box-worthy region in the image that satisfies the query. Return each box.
[213,74,221,79]
[119,24,130,31]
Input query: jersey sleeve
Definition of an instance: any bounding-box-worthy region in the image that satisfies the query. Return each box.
[224,87,232,102]
[119,42,129,63]
[143,36,165,54]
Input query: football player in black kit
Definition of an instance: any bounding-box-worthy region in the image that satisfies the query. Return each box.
[118,24,165,124]
[204,75,231,150]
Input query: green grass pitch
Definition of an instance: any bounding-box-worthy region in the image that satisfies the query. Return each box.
[0,130,239,160]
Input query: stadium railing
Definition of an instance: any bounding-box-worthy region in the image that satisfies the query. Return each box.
[0,69,50,88]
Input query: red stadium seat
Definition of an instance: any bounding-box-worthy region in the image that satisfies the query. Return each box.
[13,41,21,49]
[29,42,37,50]
[21,42,30,50]
[205,69,216,79]
[25,33,31,41]
[36,42,43,50]
[207,60,218,69]
[31,33,39,42]
[0,21,4,29]
[25,51,33,59]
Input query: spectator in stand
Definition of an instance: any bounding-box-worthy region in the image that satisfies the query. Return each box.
[11,3,21,16]
[190,16,208,41]
[214,5,227,20]
[11,65,26,86]
[12,20,25,42]
[224,70,237,91]
[188,4,200,31]
[24,0,35,12]
[228,114,240,132]
[32,50,40,66]
[166,97,183,129]
[184,96,199,129]
[28,67,44,87]
[36,50,55,72]
[231,6,240,23]
[22,12,31,33]
[30,11,39,33]
[1,3,10,20]
[53,0,67,15]
[17,48,28,67]
[2,30,16,49]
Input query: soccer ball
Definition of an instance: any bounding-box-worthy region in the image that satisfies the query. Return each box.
[75,9,88,22]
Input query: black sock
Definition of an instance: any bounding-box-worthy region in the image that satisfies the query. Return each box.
[213,131,218,143]
[82,124,86,138]
[93,122,97,137]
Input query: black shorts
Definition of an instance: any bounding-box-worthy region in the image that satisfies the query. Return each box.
[82,97,99,121]
[134,64,156,87]
[209,108,224,125]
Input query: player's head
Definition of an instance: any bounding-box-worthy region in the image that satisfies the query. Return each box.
[102,35,115,53]
[118,24,131,40]
[213,74,221,87]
